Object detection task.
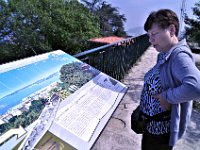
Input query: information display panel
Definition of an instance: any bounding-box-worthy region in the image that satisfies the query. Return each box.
[0,50,127,150]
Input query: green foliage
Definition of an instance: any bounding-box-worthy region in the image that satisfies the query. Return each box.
[82,0,127,37]
[184,1,200,44]
[0,0,127,64]
[0,0,11,41]
[193,100,200,112]
[0,0,100,64]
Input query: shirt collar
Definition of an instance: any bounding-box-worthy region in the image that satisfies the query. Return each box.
[158,39,187,64]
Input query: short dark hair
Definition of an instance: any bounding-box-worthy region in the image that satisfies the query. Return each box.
[144,9,179,36]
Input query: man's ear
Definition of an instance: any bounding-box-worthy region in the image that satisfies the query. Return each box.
[168,24,176,37]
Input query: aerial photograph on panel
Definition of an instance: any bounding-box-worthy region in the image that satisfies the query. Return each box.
[0,50,100,149]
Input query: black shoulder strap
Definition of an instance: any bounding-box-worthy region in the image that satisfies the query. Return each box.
[141,111,171,121]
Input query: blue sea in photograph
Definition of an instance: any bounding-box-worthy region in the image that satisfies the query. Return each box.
[0,51,79,115]
[0,73,60,115]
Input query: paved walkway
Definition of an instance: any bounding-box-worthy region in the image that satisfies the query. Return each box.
[92,46,200,150]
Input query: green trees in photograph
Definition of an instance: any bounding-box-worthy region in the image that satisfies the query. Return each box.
[0,99,46,136]
[60,62,93,89]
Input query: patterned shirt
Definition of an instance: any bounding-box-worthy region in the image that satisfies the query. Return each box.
[140,53,170,135]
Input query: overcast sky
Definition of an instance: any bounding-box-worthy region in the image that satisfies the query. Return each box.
[105,0,198,33]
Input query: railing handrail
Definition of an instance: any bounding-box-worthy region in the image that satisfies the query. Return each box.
[73,34,145,58]
[72,34,150,80]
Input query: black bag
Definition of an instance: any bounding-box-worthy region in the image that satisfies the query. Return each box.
[131,106,171,134]
[131,106,147,134]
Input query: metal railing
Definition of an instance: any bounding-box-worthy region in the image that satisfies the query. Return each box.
[74,34,151,81]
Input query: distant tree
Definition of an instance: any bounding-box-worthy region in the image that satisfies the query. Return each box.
[184,1,200,45]
[0,0,17,63]
[82,0,127,36]
[0,0,100,64]
[0,0,11,41]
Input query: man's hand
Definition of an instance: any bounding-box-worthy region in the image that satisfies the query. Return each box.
[153,94,171,111]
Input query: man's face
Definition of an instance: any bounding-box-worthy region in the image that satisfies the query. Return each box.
[147,23,172,52]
